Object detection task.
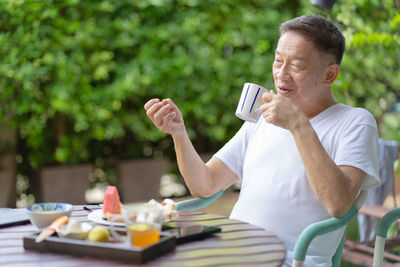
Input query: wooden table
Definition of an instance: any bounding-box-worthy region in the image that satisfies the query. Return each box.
[0,205,286,266]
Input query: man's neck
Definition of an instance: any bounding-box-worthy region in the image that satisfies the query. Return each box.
[304,98,337,119]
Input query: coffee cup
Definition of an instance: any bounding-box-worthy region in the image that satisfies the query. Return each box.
[235,83,267,123]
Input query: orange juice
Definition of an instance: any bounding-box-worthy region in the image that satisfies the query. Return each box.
[127,223,160,247]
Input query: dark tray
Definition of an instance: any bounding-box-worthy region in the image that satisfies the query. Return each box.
[23,231,176,264]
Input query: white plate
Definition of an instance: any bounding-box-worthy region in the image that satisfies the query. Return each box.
[87,209,126,227]
[87,209,178,226]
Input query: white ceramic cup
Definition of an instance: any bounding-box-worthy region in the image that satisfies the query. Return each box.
[235,83,267,123]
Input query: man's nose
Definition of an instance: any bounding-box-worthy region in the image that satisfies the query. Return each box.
[275,64,291,80]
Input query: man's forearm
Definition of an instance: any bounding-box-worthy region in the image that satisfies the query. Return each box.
[291,119,361,217]
[172,133,214,197]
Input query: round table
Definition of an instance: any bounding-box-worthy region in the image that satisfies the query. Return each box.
[0,205,286,266]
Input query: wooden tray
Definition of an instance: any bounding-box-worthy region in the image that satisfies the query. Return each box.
[23,231,176,264]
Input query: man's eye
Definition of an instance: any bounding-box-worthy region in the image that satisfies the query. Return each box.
[292,64,303,69]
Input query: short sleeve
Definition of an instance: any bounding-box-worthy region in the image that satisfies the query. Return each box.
[213,121,254,182]
[335,109,379,190]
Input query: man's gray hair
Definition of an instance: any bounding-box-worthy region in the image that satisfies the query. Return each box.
[280,15,345,65]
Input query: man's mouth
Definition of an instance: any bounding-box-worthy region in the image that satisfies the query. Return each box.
[277,86,293,96]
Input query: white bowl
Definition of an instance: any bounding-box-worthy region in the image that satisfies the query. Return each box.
[26,203,73,229]
[56,220,92,239]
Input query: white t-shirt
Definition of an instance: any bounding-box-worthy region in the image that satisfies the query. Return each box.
[214,103,379,266]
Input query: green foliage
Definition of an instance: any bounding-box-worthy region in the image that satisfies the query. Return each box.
[381,112,400,144]
[0,0,399,169]
[329,0,400,120]
[303,0,400,142]
[0,0,297,168]
[346,216,360,241]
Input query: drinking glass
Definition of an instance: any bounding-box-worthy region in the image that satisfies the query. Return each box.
[124,203,164,247]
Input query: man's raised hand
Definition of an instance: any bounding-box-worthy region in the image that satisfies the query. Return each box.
[144,98,186,137]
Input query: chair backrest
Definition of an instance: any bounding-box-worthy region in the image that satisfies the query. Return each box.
[371,141,400,267]
[372,207,400,267]
[292,190,368,267]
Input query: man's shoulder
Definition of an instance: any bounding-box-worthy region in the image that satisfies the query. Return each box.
[334,104,376,127]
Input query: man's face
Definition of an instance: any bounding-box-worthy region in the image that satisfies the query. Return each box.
[272,31,331,113]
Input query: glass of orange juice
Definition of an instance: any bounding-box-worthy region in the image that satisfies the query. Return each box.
[123,203,164,247]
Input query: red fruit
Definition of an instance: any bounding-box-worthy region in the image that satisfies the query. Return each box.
[102,186,122,218]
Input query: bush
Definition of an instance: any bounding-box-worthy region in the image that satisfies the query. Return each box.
[0,0,399,172]
[0,0,298,169]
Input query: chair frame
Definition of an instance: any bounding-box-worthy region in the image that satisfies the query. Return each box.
[344,147,400,265]
[177,189,368,266]
[373,207,400,267]
[292,190,368,267]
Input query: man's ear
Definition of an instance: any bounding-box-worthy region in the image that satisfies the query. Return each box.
[323,64,340,86]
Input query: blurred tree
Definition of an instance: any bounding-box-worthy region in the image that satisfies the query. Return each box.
[333,0,400,121]
[0,0,297,171]
[302,0,400,141]
[0,0,399,174]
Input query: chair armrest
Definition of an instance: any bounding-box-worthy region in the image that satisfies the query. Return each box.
[375,207,400,238]
[293,205,358,262]
[177,190,224,211]
[373,207,400,267]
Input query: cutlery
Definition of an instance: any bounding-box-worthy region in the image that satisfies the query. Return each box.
[35,216,69,243]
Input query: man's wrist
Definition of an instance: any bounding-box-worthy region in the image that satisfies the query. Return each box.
[289,113,312,137]
[172,128,188,143]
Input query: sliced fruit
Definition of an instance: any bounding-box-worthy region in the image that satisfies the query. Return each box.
[102,186,122,218]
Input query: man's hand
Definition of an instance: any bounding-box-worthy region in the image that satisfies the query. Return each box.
[144,98,185,138]
[145,98,236,198]
[259,90,306,132]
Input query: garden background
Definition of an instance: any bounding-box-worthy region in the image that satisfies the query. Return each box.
[0,0,399,266]
[0,0,399,210]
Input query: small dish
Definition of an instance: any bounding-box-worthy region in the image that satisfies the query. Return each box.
[88,209,179,227]
[26,203,73,229]
[56,220,92,239]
